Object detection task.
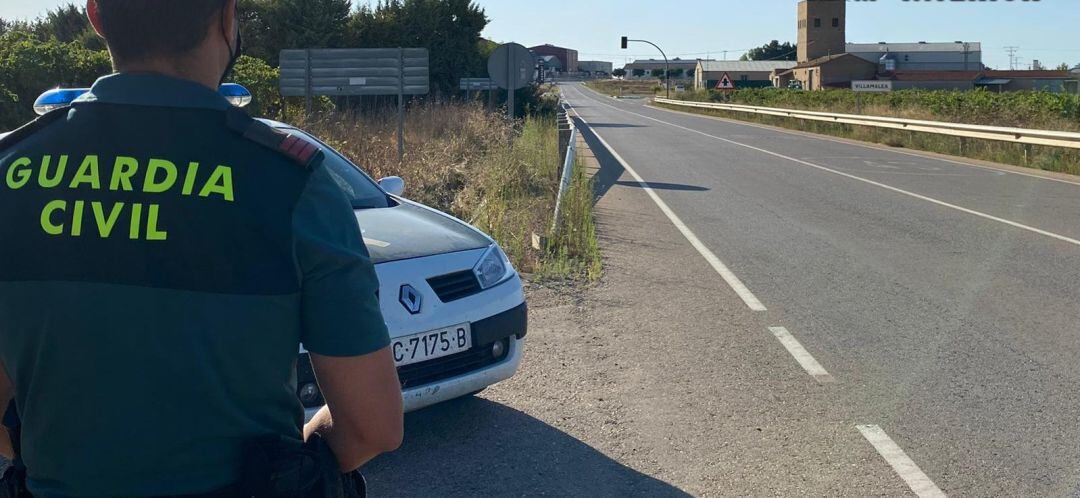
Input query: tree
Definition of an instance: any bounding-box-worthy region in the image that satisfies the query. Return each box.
[612,68,627,78]
[650,68,664,78]
[686,68,695,80]
[238,0,281,64]
[1056,63,1071,71]
[345,0,489,95]
[741,40,797,61]
[275,0,352,50]
[36,5,92,44]
[632,68,645,77]
[667,68,684,79]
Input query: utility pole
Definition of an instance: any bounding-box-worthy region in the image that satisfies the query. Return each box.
[1005,46,1020,70]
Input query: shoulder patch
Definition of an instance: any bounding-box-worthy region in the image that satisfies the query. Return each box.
[0,107,68,152]
[225,107,322,169]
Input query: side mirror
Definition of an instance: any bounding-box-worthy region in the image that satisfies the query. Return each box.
[379,176,405,197]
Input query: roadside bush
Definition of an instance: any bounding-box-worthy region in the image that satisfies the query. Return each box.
[0,32,111,129]
[229,55,280,118]
[296,101,600,279]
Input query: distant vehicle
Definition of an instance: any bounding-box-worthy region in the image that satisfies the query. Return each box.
[21,86,529,415]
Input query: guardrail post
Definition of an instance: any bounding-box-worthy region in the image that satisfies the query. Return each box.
[557,106,572,171]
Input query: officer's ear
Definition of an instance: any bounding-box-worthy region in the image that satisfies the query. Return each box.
[86,0,106,39]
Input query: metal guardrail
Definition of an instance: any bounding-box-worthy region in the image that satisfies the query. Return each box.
[551,102,578,234]
[654,98,1080,150]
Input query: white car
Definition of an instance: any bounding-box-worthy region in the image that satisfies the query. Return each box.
[16,86,528,415]
[282,122,527,416]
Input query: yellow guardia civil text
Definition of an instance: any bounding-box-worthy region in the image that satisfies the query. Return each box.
[2,154,235,241]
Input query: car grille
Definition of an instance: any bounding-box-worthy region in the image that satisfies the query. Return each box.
[295,338,510,407]
[426,270,482,302]
[397,338,510,389]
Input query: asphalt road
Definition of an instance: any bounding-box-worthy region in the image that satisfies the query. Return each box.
[553,82,1080,496]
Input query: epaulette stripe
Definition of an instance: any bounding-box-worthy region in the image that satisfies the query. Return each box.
[285,136,308,156]
[295,142,318,163]
[279,135,300,154]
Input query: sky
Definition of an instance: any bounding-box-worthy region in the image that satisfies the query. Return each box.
[4,0,1078,71]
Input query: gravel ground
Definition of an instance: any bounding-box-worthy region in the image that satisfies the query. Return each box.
[360,119,908,497]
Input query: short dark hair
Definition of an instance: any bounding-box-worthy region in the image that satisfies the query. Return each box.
[96,0,227,63]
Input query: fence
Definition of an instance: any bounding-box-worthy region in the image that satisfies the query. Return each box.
[653,98,1080,150]
[551,101,577,234]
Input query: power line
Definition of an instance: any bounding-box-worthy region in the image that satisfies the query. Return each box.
[1004,46,1019,70]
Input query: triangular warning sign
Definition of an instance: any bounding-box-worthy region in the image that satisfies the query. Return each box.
[716,72,735,90]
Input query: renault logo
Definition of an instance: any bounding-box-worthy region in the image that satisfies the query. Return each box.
[399,285,422,315]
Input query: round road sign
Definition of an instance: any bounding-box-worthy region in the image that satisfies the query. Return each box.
[488,43,534,90]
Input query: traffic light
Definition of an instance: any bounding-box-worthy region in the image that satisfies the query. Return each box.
[621,36,628,49]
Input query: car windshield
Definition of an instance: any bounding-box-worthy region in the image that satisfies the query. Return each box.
[289,128,390,210]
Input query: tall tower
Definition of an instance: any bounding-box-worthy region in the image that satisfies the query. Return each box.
[798,0,846,63]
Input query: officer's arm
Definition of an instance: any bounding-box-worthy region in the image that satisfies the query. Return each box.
[0,361,12,459]
[294,161,403,472]
[305,349,403,471]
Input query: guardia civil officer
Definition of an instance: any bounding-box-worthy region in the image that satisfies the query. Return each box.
[0,1,403,496]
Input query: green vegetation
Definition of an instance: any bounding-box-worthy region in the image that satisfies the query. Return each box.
[0,1,495,128]
[299,101,601,281]
[740,40,797,61]
[0,2,602,281]
[665,88,1080,175]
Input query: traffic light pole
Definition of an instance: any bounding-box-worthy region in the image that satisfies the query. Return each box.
[622,37,670,98]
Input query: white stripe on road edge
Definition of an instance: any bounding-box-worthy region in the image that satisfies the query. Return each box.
[565,102,767,312]
[570,86,1080,249]
[857,425,947,498]
[767,327,834,383]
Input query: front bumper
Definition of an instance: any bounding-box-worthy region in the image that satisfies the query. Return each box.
[302,302,527,418]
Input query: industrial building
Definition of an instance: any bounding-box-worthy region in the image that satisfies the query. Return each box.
[847,42,983,72]
[774,0,1078,93]
[578,60,614,76]
[776,53,876,90]
[695,60,797,90]
[529,44,578,73]
[623,59,703,79]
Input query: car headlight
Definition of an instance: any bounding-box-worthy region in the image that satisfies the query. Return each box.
[473,244,510,289]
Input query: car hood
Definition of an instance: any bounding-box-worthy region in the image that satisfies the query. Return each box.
[355,200,490,264]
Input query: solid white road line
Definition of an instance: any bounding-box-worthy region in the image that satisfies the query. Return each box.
[857,425,948,498]
[767,327,834,383]
[565,102,768,312]
[569,86,1080,249]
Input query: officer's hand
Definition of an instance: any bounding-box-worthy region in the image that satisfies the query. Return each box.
[305,346,403,472]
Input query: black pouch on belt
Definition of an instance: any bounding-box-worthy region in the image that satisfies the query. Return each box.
[240,434,365,498]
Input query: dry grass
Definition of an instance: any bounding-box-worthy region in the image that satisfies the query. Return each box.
[586,80,661,97]
[297,100,601,280]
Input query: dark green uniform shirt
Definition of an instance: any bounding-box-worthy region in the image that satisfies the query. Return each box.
[0,73,390,497]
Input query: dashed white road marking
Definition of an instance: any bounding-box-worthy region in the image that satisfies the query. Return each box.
[857,425,948,498]
[569,86,1080,249]
[767,327,834,383]
[565,100,767,312]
